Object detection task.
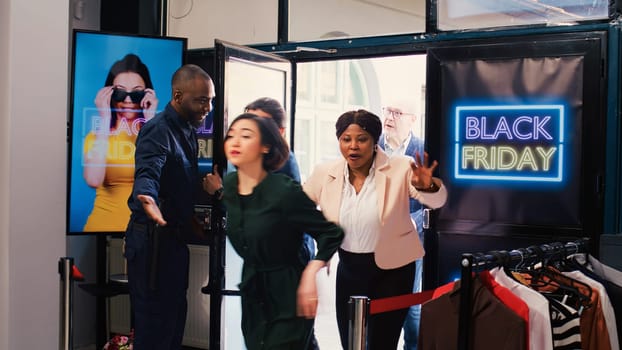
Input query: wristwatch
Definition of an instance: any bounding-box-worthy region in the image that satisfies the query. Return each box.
[418,181,439,193]
[213,187,224,200]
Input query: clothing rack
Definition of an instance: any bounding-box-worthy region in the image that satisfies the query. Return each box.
[457,237,590,350]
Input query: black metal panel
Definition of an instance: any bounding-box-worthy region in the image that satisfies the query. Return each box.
[425,31,608,286]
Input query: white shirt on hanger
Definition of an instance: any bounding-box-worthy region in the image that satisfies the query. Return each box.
[563,270,620,350]
[490,266,554,350]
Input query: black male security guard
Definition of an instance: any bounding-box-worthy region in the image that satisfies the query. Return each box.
[125,64,215,349]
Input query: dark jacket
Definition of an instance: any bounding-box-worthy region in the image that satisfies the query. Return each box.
[223,172,343,350]
[128,103,200,227]
[419,278,526,350]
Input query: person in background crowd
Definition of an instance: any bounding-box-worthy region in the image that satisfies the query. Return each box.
[83,53,158,232]
[378,97,426,350]
[125,64,214,349]
[303,109,447,350]
[218,113,344,349]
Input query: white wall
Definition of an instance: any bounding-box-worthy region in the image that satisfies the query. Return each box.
[1,0,69,348]
[0,0,10,349]
[69,1,101,347]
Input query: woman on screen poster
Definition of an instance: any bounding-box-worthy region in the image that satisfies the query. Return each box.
[82,54,158,232]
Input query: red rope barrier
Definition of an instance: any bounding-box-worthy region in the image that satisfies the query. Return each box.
[369,289,435,315]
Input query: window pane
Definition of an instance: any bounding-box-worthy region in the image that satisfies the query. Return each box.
[294,55,427,182]
[289,0,426,42]
[294,55,426,349]
[438,0,609,31]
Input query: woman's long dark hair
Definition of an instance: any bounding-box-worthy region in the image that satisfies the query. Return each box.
[104,54,153,128]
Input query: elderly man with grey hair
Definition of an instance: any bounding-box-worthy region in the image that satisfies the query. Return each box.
[378,96,426,350]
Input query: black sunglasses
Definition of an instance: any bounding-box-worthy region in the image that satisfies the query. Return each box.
[111,88,146,104]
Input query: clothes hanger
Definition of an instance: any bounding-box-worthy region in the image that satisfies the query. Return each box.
[501,248,527,283]
[528,260,593,310]
[507,244,592,310]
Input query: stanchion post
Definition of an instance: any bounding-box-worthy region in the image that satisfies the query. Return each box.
[58,257,74,350]
[348,295,369,350]
[458,254,474,350]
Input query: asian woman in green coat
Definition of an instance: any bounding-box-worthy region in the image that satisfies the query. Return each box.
[221,113,344,350]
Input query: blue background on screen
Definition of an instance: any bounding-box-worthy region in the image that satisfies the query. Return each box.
[69,31,184,233]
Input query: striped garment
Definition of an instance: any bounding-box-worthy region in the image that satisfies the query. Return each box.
[547,296,582,350]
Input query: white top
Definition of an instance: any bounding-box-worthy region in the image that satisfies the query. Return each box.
[490,267,554,350]
[585,254,622,288]
[338,161,381,253]
[563,270,619,350]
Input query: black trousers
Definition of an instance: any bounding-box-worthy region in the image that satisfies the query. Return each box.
[125,222,190,350]
[336,249,416,350]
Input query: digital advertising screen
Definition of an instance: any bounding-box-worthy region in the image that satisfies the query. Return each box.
[67,30,188,234]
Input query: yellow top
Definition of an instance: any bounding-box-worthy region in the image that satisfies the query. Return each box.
[82,131,137,232]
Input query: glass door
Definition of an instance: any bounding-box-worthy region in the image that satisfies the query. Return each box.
[292,55,428,349]
[209,39,292,350]
[209,40,432,349]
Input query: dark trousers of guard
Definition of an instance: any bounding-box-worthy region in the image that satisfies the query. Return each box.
[336,249,416,350]
[125,221,190,350]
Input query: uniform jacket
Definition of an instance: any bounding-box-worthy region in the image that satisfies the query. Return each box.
[303,147,447,269]
[128,103,200,226]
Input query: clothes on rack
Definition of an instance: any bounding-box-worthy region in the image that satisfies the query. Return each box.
[479,270,531,339]
[490,267,554,350]
[418,277,526,350]
[564,270,618,350]
[419,241,621,350]
[547,295,583,349]
[572,254,622,348]
[518,267,612,350]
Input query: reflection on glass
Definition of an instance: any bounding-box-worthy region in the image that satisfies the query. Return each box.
[225,57,287,128]
[349,63,367,106]
[289,0,426,41]
[297,64,313,104]
[220,44,291,349]
[319,62,340,105]
[438,0,608,31]
[224,55,288,290]
[294,119,312,182]
[295,55,427,180]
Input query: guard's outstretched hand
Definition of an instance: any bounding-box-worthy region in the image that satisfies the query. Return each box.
[137,194,167,226]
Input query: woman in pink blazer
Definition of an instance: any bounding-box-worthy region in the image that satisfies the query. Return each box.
[303,109,447,350]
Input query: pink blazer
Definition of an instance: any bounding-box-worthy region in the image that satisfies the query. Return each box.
[303,148,447,269]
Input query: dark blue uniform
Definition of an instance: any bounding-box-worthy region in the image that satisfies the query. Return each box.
[275,151,317,264]
[125,103,200,349]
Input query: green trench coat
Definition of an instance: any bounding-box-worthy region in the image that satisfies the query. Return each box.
[222,172,344,350]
